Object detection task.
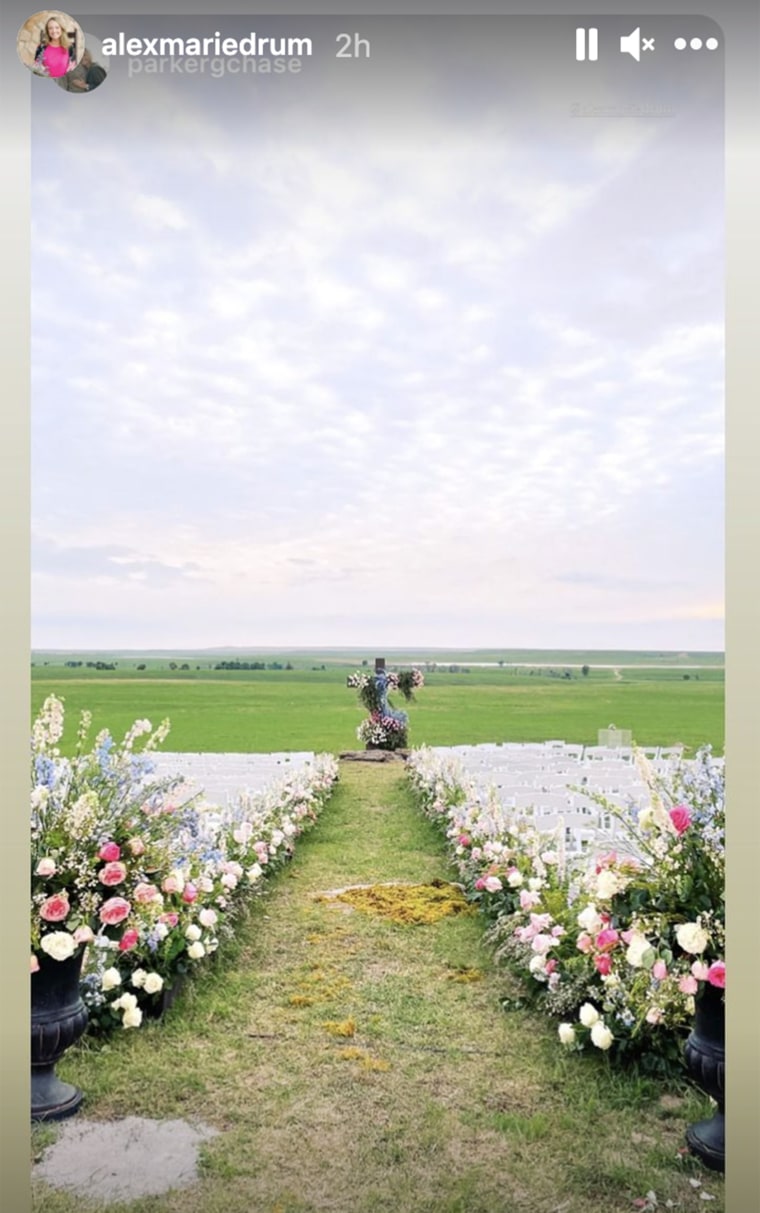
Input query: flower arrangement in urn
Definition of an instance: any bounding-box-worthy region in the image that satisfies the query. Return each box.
[408,744,724,1071]
[31,694,340,1048]
[347,662,424,751]
[31,695,192,978]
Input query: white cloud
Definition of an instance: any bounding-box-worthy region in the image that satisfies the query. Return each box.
[30,43,723,649]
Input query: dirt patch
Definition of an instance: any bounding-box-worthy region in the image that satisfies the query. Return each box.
[339,750,410,762]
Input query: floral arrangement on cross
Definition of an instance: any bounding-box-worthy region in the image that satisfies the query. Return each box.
[347,658,424,751]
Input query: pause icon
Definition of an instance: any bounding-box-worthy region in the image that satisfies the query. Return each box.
[576,27,598,61]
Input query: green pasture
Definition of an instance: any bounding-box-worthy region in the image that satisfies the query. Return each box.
[31,659,724,755]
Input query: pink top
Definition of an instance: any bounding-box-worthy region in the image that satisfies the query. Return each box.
[42,46,71,77]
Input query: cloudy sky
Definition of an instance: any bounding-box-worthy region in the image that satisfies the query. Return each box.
[31,18,724,651]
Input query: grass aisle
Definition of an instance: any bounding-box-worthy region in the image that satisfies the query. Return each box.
[33,763,723,1213]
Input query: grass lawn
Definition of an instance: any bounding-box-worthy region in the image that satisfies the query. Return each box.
[31,663,724,755]
[32,764,724,1213]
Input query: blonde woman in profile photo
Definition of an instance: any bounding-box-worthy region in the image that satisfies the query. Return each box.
[33,14,76,77]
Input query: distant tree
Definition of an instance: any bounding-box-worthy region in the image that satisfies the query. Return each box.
[180,663,190,670]
[581,665,590,677]
[683,673,691,680]
[169,662,177,670]
[361,659,368,666]
[136,664,146,670]
[285,661,293,670]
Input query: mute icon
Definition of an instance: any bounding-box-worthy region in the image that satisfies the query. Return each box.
[620,27,655,60]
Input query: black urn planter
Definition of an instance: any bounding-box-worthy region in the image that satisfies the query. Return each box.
[31,948,89,1122]
[684,983,725,1172]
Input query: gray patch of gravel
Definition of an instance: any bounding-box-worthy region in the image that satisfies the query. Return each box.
[33,1116,219,1201]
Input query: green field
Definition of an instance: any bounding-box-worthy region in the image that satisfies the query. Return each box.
[31,651,725,755]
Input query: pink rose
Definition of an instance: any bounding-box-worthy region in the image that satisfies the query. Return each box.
[40,893,70,922]
[652,960,668,981]
[595,928,620,952]
[458,835,471,847]
[707,960,725,989]
[645,1006,664,1025]
[159,912,179,927]
[36,858,56,878]
[545,958,558,975]
[576,932,593,954]
[73,925,94,944]
[595,852,617,874]
[99,861,128,887]
[118,928,139,952]
[594,953,613,976]
[127,836,146,857]
[519,889,540,910]
[669,805,692,835]
[98,841,121,862]
[691,960,710,981]
[679,975,698,994]
[181,882,198,904]
[99,896,131,926]
[474,877,486,891]
[30,954,40,973]
[162,874,182,895]
[134,882,161,905]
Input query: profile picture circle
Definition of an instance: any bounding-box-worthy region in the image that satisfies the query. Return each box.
[17,10,84,79]
[56,32,109,93]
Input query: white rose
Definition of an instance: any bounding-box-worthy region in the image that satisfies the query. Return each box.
[528,877,543,892]
[221,873,238,890]
[40,931,77,962]
[153,922,169,941]
[187,941,205,960]
[130,969,147,989]
[122,1006,143,1029]
[118,992,138,1011]
[246,863,263,882]
[626,933,653,968]
[101,966,123,991]
[531,934,553,954]
[676,922,709,955]
[198,908,217,928]
[529,954,547,974]
[271,830,284,847]
[185,924,202,942]
[590,1021,614,1050]
[579,1002,600,1027]
[637,807,655,831]
[507,870,524,888]
[143,973,164,995]
[576,903,603,933]
[558,1023,576,1045]
[541,851,558,865]
[596,870,623,900]
[198,876,215,893]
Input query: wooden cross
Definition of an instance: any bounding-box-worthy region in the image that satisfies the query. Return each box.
[374,657,385,673]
